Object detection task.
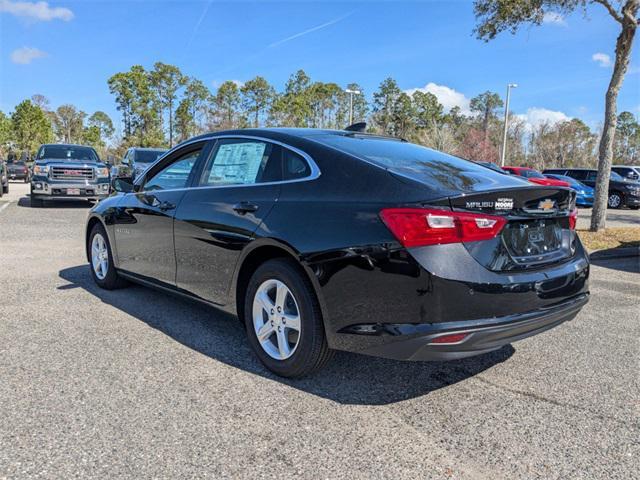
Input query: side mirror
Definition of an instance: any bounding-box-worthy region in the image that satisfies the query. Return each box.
[121,157,130,166]
[112,176,134,193]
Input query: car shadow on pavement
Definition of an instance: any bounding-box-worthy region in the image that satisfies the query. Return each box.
[17,196,93,209]
[589,252,640,274]
[59,265,514,406]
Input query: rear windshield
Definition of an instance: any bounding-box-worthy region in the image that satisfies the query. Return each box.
[38,145,98,162]
[316,134,491,174]
[135,150,165,164]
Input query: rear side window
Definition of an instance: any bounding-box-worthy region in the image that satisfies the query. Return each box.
[283,149,311,180]
[200,139,280,186]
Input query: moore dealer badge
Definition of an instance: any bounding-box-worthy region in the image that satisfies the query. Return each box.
[465,197,514,210]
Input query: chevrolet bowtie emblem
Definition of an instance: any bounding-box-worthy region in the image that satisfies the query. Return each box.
[538,199,556,211]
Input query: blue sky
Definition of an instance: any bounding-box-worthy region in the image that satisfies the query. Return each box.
[1,0,638,133]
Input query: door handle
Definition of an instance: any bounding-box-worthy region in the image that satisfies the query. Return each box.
[233,202,259,215]
[159,201,176,211]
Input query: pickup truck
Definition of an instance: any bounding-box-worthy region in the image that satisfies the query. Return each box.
[31,144,111,207]
[7,161,30,182]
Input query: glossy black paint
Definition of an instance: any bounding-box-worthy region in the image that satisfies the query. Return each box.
[87,128,590,361]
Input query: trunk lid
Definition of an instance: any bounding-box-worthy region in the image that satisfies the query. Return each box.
[448,186,577,271]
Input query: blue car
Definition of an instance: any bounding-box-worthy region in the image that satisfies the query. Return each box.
[545,174,594,207]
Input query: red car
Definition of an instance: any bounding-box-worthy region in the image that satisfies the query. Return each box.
[503,166,570,187]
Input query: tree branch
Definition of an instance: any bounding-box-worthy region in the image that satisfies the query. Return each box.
[593,0,623,24]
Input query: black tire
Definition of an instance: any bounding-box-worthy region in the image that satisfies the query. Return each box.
[87,223,128,290]
[244,258,333,378]
[3,183,8,194]
[607,192,623,209]
[629,206,640,210]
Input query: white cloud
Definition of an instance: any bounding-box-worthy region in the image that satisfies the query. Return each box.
[0,0,73,21]
[516,107,571,131]
[10,46,47,64]
[542,12,567,26]
[405,82,471,115]
[592,52,612,68]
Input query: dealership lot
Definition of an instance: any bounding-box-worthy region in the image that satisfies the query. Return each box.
[0,182,638,479]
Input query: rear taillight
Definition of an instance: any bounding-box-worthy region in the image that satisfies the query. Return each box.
[569,209,578,230]
[379,208,507,247]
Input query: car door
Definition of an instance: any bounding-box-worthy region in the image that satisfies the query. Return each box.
[113,142,208,285]
[173,137,284,304]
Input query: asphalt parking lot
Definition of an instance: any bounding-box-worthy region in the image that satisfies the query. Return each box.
[1,182,638,479]
[576,205,640,229]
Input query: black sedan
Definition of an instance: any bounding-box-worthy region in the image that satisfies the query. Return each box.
[85,128,589,377]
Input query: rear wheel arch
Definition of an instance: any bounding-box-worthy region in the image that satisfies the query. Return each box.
[233,241,329,330]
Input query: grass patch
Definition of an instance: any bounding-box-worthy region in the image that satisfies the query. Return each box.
[577,227,640,252]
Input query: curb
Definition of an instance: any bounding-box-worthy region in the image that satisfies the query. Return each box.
[589,246,640,260]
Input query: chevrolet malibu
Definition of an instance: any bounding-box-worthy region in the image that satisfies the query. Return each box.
[85,128,589,377]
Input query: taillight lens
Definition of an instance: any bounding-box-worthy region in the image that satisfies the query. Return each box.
[380,208,507,247]
[569,209,578,230]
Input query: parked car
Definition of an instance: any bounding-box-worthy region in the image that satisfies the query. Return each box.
[31,144,111,207]
[611,165,640,181]
[543,167,640,209]
[502,166,571,187]
[545,174,594,207]
[6,160,30,182]
[86,128,589,377]
[118,147,167,180]
[0,160,8,197]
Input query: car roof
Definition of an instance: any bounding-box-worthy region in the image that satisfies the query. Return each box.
[130,147,166,151]
[184,127,402,144]
[40,143,96,148]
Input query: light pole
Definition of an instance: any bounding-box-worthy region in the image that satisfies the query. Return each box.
[345,88,361,125]
[500,83,518,167]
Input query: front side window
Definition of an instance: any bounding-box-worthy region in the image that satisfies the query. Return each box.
[200,139,280,186]
[144,149,201,191]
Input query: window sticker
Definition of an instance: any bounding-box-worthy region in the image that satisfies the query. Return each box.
[209,142,267,185]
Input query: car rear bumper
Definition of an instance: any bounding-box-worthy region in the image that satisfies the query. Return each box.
[350,293,588,361]
[9,173,28,180]
[311,236,590,359]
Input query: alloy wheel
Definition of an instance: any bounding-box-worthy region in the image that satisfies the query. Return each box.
[252,279,301,360]
[608,194,621,208]
[91,233,109,280]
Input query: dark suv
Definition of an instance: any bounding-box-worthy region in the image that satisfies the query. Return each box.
[118,147,167,180]
[543,168,640,209]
